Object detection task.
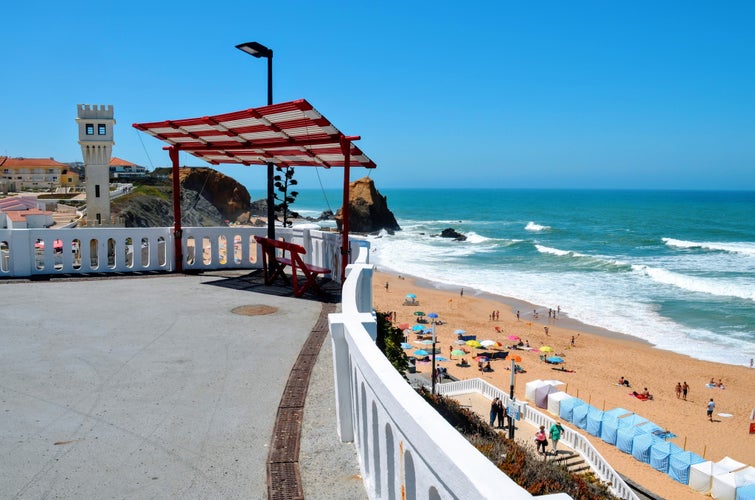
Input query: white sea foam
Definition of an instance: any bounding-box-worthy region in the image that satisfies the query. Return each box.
[367,232,755,367]
[536,245,576,257]
[464,232,491,244]
[632,265,755,301]
[663,238,755,257]
[525,221,550,232]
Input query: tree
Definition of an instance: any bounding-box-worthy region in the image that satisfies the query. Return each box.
[375,311,410,378]
[273,166,300,227]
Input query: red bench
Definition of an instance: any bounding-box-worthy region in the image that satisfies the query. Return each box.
[254,236,332,297]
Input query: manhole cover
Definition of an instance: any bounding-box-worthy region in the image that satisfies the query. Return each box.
[232,304,278,316]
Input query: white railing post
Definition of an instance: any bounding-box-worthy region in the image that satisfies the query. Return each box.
[329,314,354,443]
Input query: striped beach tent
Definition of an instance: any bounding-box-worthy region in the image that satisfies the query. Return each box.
[558,397,585,423]
[631,432,661,463]
[650,441,684,473]
[585,407,604,437]
[668,451,706,484]
[572,403,594,430]
[600,409,638,445]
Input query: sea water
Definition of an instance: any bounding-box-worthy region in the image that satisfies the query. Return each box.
[291,188,755,367]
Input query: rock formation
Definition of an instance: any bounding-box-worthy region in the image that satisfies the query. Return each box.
[112,168,253,227]
[335,177,401,234]
[438,228,467,241]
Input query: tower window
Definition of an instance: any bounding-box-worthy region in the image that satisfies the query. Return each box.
[86,124,94,135]
[98,124,107,135]
[95,185,100,197]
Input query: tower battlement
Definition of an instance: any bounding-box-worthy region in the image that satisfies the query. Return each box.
[77,104,114,119]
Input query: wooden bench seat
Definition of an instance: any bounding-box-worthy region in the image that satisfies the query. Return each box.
[254,236,332,297]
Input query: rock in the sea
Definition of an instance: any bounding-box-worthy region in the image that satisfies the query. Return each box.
[439,228,467,241]
[335,177,401,233]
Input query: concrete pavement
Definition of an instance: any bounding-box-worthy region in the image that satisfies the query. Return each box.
[0,272,361,499]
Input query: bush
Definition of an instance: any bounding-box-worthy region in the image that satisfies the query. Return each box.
[417,388,616,499]
[375,311,410,377]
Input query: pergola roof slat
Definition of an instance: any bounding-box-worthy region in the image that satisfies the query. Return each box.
[133,98,375,169]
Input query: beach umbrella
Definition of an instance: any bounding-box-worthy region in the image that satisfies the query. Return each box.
[401,343,412,349]
[428,312,439,319]
[398,323,410,330]
[466,340,482,348]
[413,349,429,356]
[419,339,435,345]
[547,356,564,364]
[451,349,466,357]
[454,329,466,335]
[539,346,554,352]
[508,335,520,341]
[454,339,467,345]
[510,354,522,362]
[480,340,496,347]
[432,356,447,362]
[411,325,424,331]
[475,356,490,362]
[406,293,417,299]
[414,311,425,316]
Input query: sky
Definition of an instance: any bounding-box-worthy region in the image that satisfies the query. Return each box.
[2,1,754,192]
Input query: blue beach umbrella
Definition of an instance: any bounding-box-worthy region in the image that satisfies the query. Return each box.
[454,329,466,335]
[428,312,439,319]
[411,325,424,331]
[432,356,448,362]
[406,293,417,299]
[547,356,564,364]
[419,339,435,345]
[401,343,412,349]
[413,349,429,356]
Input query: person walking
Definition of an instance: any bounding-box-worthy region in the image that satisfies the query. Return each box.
[675,382,682,399]
[534,425,548,455]
[496,399,505,429]
[682,381,689,401]
[707,399,715,422]
[489,398,499,427]
[549,421,565,454]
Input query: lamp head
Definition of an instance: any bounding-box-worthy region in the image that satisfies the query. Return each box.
[236,41,273,59]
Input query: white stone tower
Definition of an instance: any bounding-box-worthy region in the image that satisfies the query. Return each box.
[76,104,115,226]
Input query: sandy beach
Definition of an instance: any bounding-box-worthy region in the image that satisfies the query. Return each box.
[373,271,755,500]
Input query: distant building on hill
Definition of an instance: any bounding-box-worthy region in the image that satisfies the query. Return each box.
[109,157,147,179]
[0,156,68,193]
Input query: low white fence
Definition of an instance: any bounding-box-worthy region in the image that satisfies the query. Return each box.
[329,248,571,500]
[0,226,348,280]
[437,379,639,500]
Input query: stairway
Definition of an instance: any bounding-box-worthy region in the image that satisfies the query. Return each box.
[549,451,591,474]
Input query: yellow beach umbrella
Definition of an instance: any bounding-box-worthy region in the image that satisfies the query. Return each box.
[539,346,554,352]
[466,340,482,348]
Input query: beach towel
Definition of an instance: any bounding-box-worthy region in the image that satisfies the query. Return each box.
[629,392,651,401]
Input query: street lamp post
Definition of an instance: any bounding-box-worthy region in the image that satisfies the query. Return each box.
[235,41,275,240]
[431,319,437,394]
[508,358,516,439]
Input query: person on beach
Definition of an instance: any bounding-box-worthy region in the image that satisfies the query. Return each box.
[570,335,575,347]
[490,398,499,427]
[516,310,520,321]
[549,421,564,453]
[707,398,715,421]
[675,382,682,399]
[682,381,689,400]
[496,399,505,429]
[384,281,389,292]
[460,288,463,297]
[534,425,548,455]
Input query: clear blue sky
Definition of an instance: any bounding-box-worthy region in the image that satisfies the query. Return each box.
[2,1,754,191]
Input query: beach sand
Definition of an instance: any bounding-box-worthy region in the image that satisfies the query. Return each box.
[373,271,755,500]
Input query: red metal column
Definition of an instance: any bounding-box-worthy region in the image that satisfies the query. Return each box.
[168,146,183,273]
[339,135,360,283]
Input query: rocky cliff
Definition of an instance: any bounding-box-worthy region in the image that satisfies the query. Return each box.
[112,168,254,227]
[335,177,401,234]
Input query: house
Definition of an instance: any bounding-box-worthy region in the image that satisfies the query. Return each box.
[0,157,68,192]
[109,157,147,179]
[0,196,54,229]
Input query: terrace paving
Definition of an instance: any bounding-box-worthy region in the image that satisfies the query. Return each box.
[0,272,363,499]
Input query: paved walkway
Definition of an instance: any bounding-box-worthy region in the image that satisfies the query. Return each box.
[0,273,361,499]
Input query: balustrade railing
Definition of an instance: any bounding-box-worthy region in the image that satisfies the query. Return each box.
[329,247,572,500]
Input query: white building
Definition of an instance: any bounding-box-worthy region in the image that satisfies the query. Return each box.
[77,104,115,226]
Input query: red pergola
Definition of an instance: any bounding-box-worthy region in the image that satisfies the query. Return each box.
[133,98,376,279]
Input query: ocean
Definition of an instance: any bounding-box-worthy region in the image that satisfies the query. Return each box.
[290,188,755,367]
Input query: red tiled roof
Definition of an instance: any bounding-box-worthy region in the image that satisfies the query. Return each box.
[110,157,138,167]
[0,157,68,168]
[6,209,51,222]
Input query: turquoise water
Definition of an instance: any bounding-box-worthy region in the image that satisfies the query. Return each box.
[292,188,755,366]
